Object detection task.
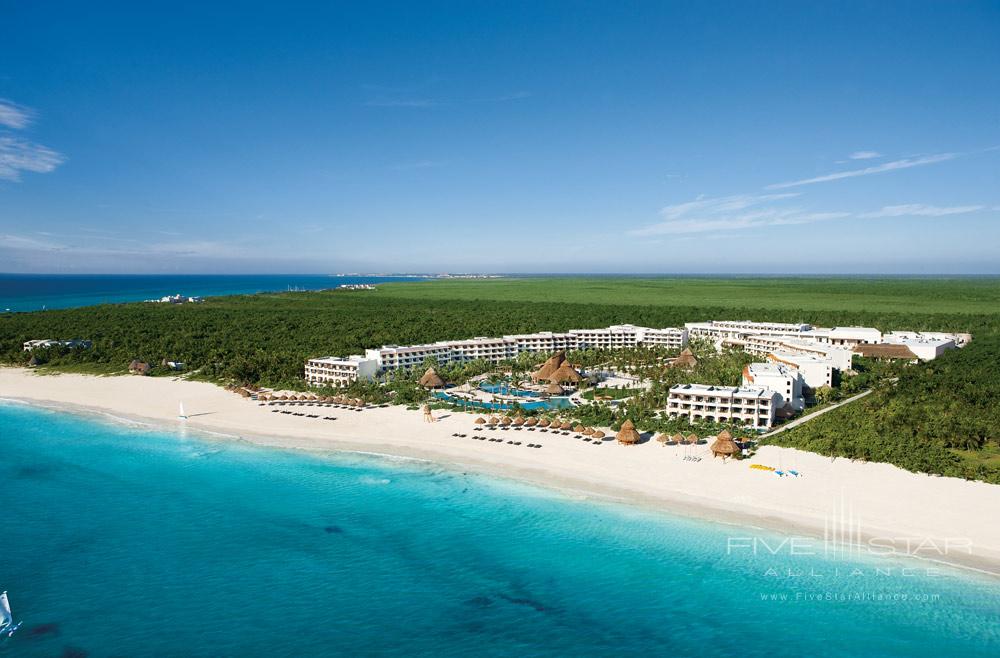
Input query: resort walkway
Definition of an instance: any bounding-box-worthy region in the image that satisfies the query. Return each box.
[762,389,874,438]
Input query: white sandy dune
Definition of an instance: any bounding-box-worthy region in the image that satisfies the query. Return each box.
[3,368,999,575]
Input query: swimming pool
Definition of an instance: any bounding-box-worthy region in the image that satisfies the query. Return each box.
[433,391,573,411]
[479,382,539,398]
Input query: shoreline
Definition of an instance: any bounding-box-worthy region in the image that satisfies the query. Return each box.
[4,367,1000,578]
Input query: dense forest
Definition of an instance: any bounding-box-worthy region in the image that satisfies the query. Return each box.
[2,281,999,482]
[769,333,1000,483]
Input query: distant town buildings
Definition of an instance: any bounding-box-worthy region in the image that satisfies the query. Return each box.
[337,284,376,291]
[146,294,204,304]
[23,338,92,351]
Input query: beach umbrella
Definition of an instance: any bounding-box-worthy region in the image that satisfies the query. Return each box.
[475,417,487,425]
[671,433,684,444]
[538,419,550,427]
[525,417,537,427]
[686,433,698,445]
[501,416,512,426]
[655,433,670,443]
[489,416,500,425]
[513,416,525,426]
[616,420,641,445]
[581,427,594,436]
[573,424,585,433]
[592,430,606,440]
[560,421,573,431]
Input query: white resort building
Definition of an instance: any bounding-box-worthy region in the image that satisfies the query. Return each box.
[305,324,688,386]
[767,352,834,389]
[667,384,780,429]
[741,362,805,411]
[304,355,380,387]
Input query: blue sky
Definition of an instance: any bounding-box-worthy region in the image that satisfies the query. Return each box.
[1,1,998,274]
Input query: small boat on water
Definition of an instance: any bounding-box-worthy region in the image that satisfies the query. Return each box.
[1,591,22,637]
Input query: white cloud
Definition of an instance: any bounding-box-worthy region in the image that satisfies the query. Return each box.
[364,99,439,108]
[0,99,33,129]
[859,204,986,218]
[0,136,66,181]
[766,153,956,190]
[848,150,881,160]
[629,193,849,236]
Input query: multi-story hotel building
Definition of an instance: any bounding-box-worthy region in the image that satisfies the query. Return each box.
[304,355,380,387]
[305,324,688,386]
[685,320,813,342]
[667,383,780,429]
[767,351,834,389]
[741,362,804,411]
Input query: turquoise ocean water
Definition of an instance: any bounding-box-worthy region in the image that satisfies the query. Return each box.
[2,402,999,657]
[0,274,429,312]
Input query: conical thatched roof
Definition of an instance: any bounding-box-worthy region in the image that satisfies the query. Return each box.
[686,433,698,444]
[525,417,537,426]
[670,347,698,369]
[513,416,525,426]
[655,433,670,443]
[419,367,446,389]
[549,362,582,383]
[560,421,573,430]
[538,419,550,427]
[581,427,594,436]
[592,430,606,440]
[501,416,512,425]
[711,432,740,458]
[545,382,565,395]
[533,351,566,382]
[489,416,500,424]
[671,433,684,443]
[573,424,585,433]
[475,417,486,425]
[616,419,641,445]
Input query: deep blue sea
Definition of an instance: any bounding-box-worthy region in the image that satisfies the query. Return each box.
[0,274,430,312]
[2,402,999,657]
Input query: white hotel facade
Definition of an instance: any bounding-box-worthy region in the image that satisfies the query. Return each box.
[305,324,688,386]
[666,384,780,429]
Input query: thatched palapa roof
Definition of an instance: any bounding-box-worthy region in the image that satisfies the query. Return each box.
[710,429,740,458]
[548,362,582,384]
[670,347,698,369]
[532,351,567,382]
[545,382,565,395]
[419,367,446,389]
[616,419,641,445]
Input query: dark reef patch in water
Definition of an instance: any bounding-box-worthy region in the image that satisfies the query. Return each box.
[26,622,60,637]
[323,525,344,534]
[498,593,547,612]
[465,595,494,608]
[13,464,57,479]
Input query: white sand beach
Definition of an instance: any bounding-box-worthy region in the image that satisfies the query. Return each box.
[3,367,1000,575]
